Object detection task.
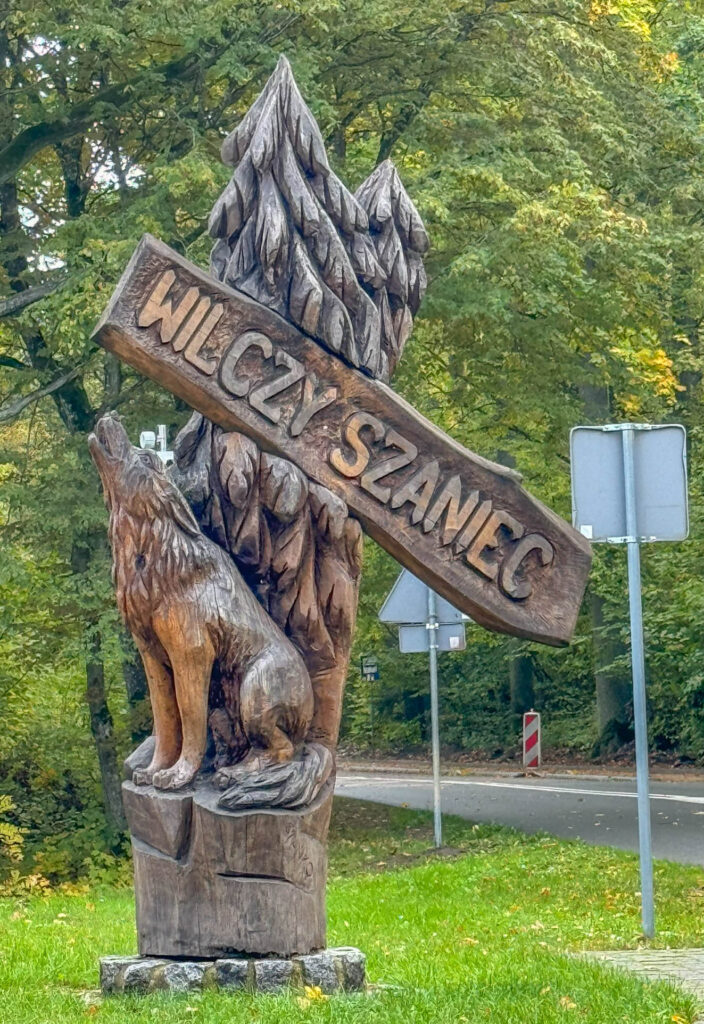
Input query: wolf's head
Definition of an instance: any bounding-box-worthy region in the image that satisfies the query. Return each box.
[88,412,200,536]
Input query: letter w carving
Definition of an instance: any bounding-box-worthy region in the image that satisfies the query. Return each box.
[138,270,205,345]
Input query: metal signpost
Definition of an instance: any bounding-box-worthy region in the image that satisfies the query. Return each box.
[379,569,467,848]
[360,655,379,748]
[570,423,688,938]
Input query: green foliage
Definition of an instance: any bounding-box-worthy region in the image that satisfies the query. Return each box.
[0,795,24,869]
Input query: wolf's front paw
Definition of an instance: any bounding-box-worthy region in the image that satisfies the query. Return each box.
[152,758,197,791]
[132,766,156,786]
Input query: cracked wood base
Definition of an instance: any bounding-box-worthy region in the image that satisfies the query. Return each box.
[123,778,333,957]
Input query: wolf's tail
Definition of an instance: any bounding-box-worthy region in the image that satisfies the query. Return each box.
[215,742,333,811]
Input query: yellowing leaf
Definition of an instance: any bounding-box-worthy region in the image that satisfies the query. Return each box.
[304,985,329,1003]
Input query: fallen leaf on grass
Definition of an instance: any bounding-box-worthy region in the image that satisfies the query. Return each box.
[540,986,551,995]
[304,985,329,1003]
[559,996,577,1010]
[462,937,479,946]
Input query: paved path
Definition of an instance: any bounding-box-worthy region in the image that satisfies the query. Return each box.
[582,949,704,1007]
[336,771,704,865]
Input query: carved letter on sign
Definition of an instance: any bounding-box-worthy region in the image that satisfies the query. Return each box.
[92,234,591,645]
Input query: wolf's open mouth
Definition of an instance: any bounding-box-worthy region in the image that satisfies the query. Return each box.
[89,412,131,462]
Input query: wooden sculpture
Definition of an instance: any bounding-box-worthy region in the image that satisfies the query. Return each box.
[90,57,591,959]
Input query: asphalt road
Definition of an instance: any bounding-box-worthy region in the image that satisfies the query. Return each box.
[336,772,704,866]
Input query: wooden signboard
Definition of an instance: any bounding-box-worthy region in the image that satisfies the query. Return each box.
[93,234,591,646]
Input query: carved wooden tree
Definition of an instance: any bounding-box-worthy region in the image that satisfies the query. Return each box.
[173,56,429,784]
[207,55,426,383]
[355,159,429,377]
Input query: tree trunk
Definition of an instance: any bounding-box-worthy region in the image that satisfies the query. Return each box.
[591,592,632,755]
[121,632,152,746]
[86,633,127,837]
[579,377,631,754]
[71,537,126,839]
[509,640,534,725]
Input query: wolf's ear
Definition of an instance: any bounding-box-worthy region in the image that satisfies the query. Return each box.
[167,484,202,537]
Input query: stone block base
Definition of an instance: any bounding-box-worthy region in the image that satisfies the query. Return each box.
[100,948,366,996]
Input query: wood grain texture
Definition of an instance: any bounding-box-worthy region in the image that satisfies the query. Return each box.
[355,159,428,377]
[93,236,592,646]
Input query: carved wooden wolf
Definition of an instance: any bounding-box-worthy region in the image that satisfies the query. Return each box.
[89,411,315,793]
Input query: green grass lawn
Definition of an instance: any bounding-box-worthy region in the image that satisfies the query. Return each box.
[2,798,703,1023]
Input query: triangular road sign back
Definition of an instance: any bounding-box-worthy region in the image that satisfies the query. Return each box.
[379,569,465,625]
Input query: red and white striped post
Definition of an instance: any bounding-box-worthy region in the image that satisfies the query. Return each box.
[523,710,541,769]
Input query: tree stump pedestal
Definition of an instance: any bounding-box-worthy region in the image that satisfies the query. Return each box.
[122,776,333,958]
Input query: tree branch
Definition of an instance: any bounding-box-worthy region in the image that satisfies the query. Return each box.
[0,353,29,369]
[0,365,84,424]
[0,47,220,184]
[0,277,65,318]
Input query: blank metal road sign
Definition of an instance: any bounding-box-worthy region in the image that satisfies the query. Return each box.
[570,424,688,543]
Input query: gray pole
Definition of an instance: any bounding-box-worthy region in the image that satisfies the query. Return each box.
[369,677,375,750]
[427,587,442,848]
[622,426,655,937]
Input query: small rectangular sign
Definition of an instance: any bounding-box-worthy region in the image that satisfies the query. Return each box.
[93,234,592,645]
[360,656,379,681]
[398,623,467,653]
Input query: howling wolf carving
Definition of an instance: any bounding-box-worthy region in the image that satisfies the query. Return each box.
[88,412,321,797]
